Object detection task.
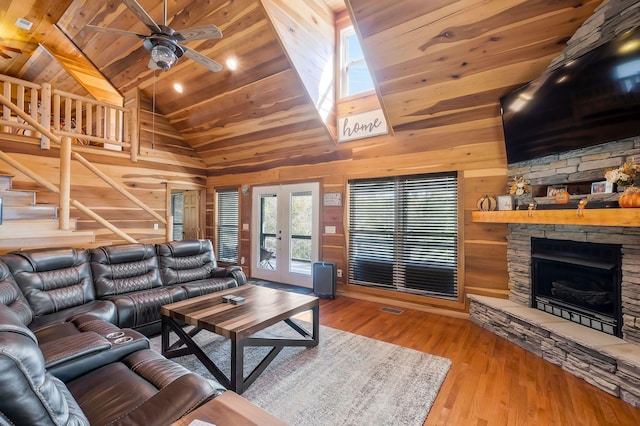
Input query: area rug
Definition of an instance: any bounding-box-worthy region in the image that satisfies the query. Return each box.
[149,321,451,425]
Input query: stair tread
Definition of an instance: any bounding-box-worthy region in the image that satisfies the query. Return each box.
[0,189,37,193]
[0,190,37,206]
[4,205,58,220]
[0,229,92,238]
[0,230,95,250]
[0,175,13,191]
[0,218,78,234]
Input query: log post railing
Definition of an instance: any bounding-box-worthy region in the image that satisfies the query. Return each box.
[0,75,138,160]
[59,136,72,230]
[0,87,163,243]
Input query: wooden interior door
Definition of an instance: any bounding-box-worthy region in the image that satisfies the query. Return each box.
[182,190,200,240]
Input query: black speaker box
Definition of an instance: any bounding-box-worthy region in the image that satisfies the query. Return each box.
[313,262,336,299]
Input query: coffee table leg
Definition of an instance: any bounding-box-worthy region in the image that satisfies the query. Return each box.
[312,304,319,345]
[161,316,170,355]
[231,339,245,394]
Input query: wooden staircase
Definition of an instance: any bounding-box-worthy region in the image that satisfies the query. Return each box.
[0,174,96,251]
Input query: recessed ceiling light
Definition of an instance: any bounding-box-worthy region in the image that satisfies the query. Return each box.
[15,18,33,31]
[173,83,183,93]
[226,58,238,71]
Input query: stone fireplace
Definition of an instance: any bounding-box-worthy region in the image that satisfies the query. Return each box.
[507,148,640,351]
[469,0,640,407]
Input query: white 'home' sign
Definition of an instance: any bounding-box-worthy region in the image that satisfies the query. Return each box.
[338,109,388,142]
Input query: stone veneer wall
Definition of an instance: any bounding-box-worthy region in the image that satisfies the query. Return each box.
[508,137,640,191]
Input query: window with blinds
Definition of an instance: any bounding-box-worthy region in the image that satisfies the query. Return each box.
[348,172,458,299]
[216,189,239,264]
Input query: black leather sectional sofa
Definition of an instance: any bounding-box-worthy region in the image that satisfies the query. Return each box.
[0,239,248,425]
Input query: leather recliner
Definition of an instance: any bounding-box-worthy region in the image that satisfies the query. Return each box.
[89,243,187,335]
[156,239,247,297]
[0,304,90,425]
[0,304,225,425]
[1,247,117,330]
[0,257,150,382]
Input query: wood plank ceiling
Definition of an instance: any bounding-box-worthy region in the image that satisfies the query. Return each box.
[1,0,602,174]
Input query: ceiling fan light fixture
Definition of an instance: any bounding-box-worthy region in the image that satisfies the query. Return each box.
[226,58,238,71]
[151,44,177,71]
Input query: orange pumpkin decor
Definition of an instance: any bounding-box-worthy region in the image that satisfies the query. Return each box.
[477,194,497,211]
[618,187,640,208]
[555,190,570,204]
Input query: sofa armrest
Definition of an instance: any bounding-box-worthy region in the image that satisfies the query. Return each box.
[210,266,247,286]
[42,329,150,382]
[226,266,247,286]
[41,331,111,368]
[211,267,228,278]
[113,373,222,424]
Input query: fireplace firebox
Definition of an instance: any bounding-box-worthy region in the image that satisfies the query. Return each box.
[531,238,622,336]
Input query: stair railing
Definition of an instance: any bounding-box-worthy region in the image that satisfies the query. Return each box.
[0,74,139,161]
[0,92,167,243]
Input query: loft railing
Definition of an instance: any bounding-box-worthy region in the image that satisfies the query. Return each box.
[0,74,138,160]
[0,74,168,243]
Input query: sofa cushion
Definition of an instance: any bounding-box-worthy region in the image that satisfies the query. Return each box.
[156,239,246,297]
[0,304,90,425]
[156,239,219,285]
[67,349,224,425]
[101,286,186,331]
[0,259,33,325]
[90,243,164,297]
[27,299,118,332]
[1,248,96,317]
[179,276,239,298]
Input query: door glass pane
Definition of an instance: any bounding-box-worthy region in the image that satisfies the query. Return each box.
[290,191,312,275]
[259,194,277,270]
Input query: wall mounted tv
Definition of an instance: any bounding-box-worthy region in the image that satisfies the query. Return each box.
[500,26,640,164]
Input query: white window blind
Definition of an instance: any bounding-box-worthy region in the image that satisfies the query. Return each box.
[216,189,239,264]
[348,173,458,299]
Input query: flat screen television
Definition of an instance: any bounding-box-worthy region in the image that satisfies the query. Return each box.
[500,26,640,164]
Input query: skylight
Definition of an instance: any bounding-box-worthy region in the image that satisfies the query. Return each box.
[340,26,374,98]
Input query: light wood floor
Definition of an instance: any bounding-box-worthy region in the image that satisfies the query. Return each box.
[317,296,640,426]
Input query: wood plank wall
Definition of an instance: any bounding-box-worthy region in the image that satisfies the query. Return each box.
[207,120,510,313]
[130,89,207,169]
[262,0,337,139]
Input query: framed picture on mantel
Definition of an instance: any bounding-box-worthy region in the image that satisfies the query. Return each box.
[497,195,514,211]
[547,185,568,197]
[591,181,613,194]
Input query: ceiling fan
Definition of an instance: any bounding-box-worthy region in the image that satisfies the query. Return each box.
[85,0,223,72]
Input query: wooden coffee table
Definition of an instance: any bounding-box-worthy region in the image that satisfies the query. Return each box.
[161,284,319,394]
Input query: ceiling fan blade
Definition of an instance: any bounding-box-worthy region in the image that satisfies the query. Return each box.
[85,25,147,39]
[122,0,162,33]
[174,25,222,42]
[182,47,223,72]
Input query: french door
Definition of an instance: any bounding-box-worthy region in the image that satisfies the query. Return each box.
[251,183,319,288]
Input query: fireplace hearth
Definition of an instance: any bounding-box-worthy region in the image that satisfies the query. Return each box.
[531,238,622,336]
